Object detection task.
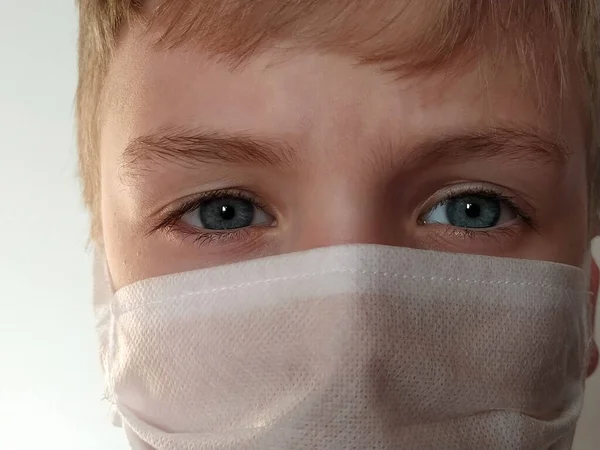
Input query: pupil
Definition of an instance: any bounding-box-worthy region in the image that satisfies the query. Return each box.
[465,202,480,218]
[220,204,236,221]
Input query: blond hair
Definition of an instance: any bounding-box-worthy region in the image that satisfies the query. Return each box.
[76,0,600,239]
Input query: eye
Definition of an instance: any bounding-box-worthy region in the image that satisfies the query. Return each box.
[422,193,517,229]
[181,196,273,230]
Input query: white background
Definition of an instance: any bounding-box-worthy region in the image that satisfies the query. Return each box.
[0,2,597,449]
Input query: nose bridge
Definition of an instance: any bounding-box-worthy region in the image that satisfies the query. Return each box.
[283,180,404,253]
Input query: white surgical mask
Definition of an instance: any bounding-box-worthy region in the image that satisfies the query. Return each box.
[93,245,593,450]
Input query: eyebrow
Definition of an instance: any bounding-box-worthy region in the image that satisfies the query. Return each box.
[406,125,569,169]
[120,124,569,177]
[121,127,296,176]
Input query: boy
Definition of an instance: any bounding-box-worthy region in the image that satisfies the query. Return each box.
[79,1,598,448]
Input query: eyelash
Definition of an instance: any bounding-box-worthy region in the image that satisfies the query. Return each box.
[150,188,272,245]
[419,186,535,229]
[151,186,536,246]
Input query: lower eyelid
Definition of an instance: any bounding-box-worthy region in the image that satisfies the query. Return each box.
[415,223,523,252]
[437,218,522,236]
[167,224,253,244]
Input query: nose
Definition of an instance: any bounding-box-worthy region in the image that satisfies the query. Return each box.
[281,185,410,253]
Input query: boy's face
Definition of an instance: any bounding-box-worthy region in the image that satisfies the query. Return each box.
[100,26,590,292]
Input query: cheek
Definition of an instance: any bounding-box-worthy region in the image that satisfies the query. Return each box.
[538,160,590,267]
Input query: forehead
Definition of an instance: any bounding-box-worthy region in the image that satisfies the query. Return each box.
[102,24,580,155]
[103,0,584,148]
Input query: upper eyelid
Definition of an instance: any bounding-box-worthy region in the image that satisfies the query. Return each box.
[421,185,512,211]
[199,189,273,214]
[419,185,526,216]
[435,185,510,199]
[432,182,536,207]
[167,189,263,214]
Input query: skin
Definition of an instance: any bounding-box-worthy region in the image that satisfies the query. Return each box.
[99,24,597,375]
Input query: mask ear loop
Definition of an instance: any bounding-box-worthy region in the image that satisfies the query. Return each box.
[581,239,599,378]
[586,238,600,377]
[93,246,123,428]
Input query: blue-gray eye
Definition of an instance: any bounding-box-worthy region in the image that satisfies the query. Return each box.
[423,194,515,229]
[182,196,272,230]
